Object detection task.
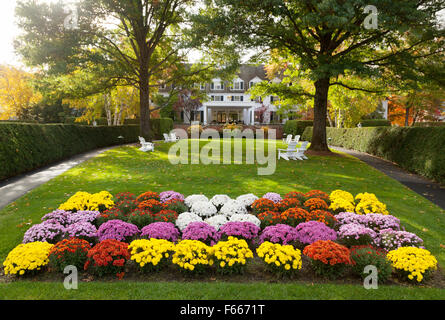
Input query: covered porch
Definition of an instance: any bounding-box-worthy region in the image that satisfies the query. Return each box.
[202,106,255,125]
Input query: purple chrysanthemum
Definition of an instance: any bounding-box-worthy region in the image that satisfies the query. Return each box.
[376,228,424,251]
[259,224,299,245]
[295,221,337,245]
[66,211,101,225]
[160,191,185,203]
[97,219,140,242]
[262,192,282,203]
[141,222,180,242]
[218,221,260,240]
[336,212,400,232]
[338,223,377,246]
[23,220,66,244]
[64,221,98,239]
[41,210,72,225]
[182,222,220,246]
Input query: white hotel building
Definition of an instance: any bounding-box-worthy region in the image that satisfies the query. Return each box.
[159,65,286,125]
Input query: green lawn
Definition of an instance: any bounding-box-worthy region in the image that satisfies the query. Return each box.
[1,139,444,299]
[1,281,444,300]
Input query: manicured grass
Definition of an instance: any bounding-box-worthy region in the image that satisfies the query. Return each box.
[1,139,444,299]
[0,281,444,300]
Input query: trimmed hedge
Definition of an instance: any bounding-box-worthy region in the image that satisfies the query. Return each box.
[302,126,445,185]
[414,122,445,127]
[0,124,140,181]
[283,120,314,137]
[359,119,392,127]
[149,118,174,140]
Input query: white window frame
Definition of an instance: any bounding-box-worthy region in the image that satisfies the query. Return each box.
[231,95,244,102]
[211,95,224,102]
[232,79,244,90]
[211,79,225,90]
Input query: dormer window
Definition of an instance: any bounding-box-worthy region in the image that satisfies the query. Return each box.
[211,79,224,90]
[248,76,262,89]
[232,78,244,90]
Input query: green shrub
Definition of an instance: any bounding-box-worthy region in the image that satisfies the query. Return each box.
[350,246,392,284]
[150,118,174,140]
[414,122,445,127]
[124,118,140,125]
[283,120,314,137]
[302,126,445,184]
[0,123,140,180]
[359,119,392,127]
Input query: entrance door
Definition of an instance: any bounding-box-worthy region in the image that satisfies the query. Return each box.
[217,112,227,123]
[229,112,239,122]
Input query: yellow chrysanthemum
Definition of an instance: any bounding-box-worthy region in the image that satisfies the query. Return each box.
[256,242,302,275]
[387,247,437,282]
[3,242,54,276]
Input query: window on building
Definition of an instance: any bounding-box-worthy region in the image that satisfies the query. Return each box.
[231,95,244,102]
[211,81,224,90]
[211,95,224,102]
[232,80,244,90]
[270,96,279,103]
[200,83,206,90]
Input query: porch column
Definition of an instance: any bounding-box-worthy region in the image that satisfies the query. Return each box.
[250,108,254,125]
[204,106,208,125]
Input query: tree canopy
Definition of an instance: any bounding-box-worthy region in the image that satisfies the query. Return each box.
[192,0,445,150]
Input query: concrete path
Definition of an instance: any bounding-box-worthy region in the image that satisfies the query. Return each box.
[0,146,123,210]
[331,146,445,210]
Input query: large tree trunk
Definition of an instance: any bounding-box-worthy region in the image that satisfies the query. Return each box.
[404,107,411,127]
[139,74,152,140]
[309,78,331,152]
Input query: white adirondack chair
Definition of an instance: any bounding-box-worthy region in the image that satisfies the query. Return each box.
[278,141,298,161]
[163,133,173,142]
[278,141,309,161]
[294,141,309,160]
[292,135,301,143]
[170,132,180,142]
[282,134,293,144]
[138,136,154,152]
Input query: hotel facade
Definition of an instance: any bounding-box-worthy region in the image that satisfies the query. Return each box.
[159,65,289,125]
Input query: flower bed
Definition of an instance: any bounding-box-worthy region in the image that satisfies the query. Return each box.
[2,189,439,285]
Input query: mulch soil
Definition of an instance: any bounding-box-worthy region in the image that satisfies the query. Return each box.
[2,257,444,289]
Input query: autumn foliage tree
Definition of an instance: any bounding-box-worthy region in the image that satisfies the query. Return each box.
[194,0,445,151]
[0,65,41,120]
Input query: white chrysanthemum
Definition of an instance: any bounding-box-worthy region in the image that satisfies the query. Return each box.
[210,194,231,208]
[229,214,261,227]
[205,214,228,231]
[175,212,203,231]
[184,194,209,208]
[236,193,259,207]
[190,201,218,217]
[220,199,248,217]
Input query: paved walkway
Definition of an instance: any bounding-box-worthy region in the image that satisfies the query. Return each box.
[0,146,123,210]
[331,146,445,210]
